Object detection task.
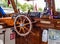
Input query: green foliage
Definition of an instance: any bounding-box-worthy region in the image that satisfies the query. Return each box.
[21,3,28,12]
[28,4,33,11]
[0,0,34,12]
[38,8,43,12]
[17,2,33,12]
[0,0,8,7]
[57,8,60,12]
[17,2,22,8]
[0,0,13,8]
[0,0,43,12]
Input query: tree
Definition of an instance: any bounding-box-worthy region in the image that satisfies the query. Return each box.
[38,8,43,12]
[0,0,14,8]
[57,8,60,12]
[21,3,28,12]
[28,4,33,11]
[17,2,33,12]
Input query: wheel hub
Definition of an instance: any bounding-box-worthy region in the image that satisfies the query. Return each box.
[20,23,24,27]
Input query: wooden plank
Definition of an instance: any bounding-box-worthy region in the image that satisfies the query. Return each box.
[0,17,12,20]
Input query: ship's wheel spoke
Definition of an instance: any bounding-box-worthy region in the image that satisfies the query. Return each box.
[24,27,35,35]
[16,25,20,28]
[24,23,30,26]
[21,27,25,33]
[24,27,29,31]
[22,17,25,23]
[16,18,21,24]
[19,17,23,23]
[19,27,22,33]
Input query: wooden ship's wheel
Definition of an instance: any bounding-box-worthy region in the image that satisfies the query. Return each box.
[14,15,32,36]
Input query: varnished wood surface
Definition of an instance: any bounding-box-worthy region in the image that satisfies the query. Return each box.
[32,17,60,29]
[15,27,48,44]
[0,16,59,29]
[0,17,14,26]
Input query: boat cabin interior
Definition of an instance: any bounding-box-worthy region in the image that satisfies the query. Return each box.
[0,0,60,44]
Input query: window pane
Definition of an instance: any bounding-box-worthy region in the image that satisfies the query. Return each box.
[55,0,60,12]
[17,0,46,12]
[0,0,14,13]
[0,0,11,8]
